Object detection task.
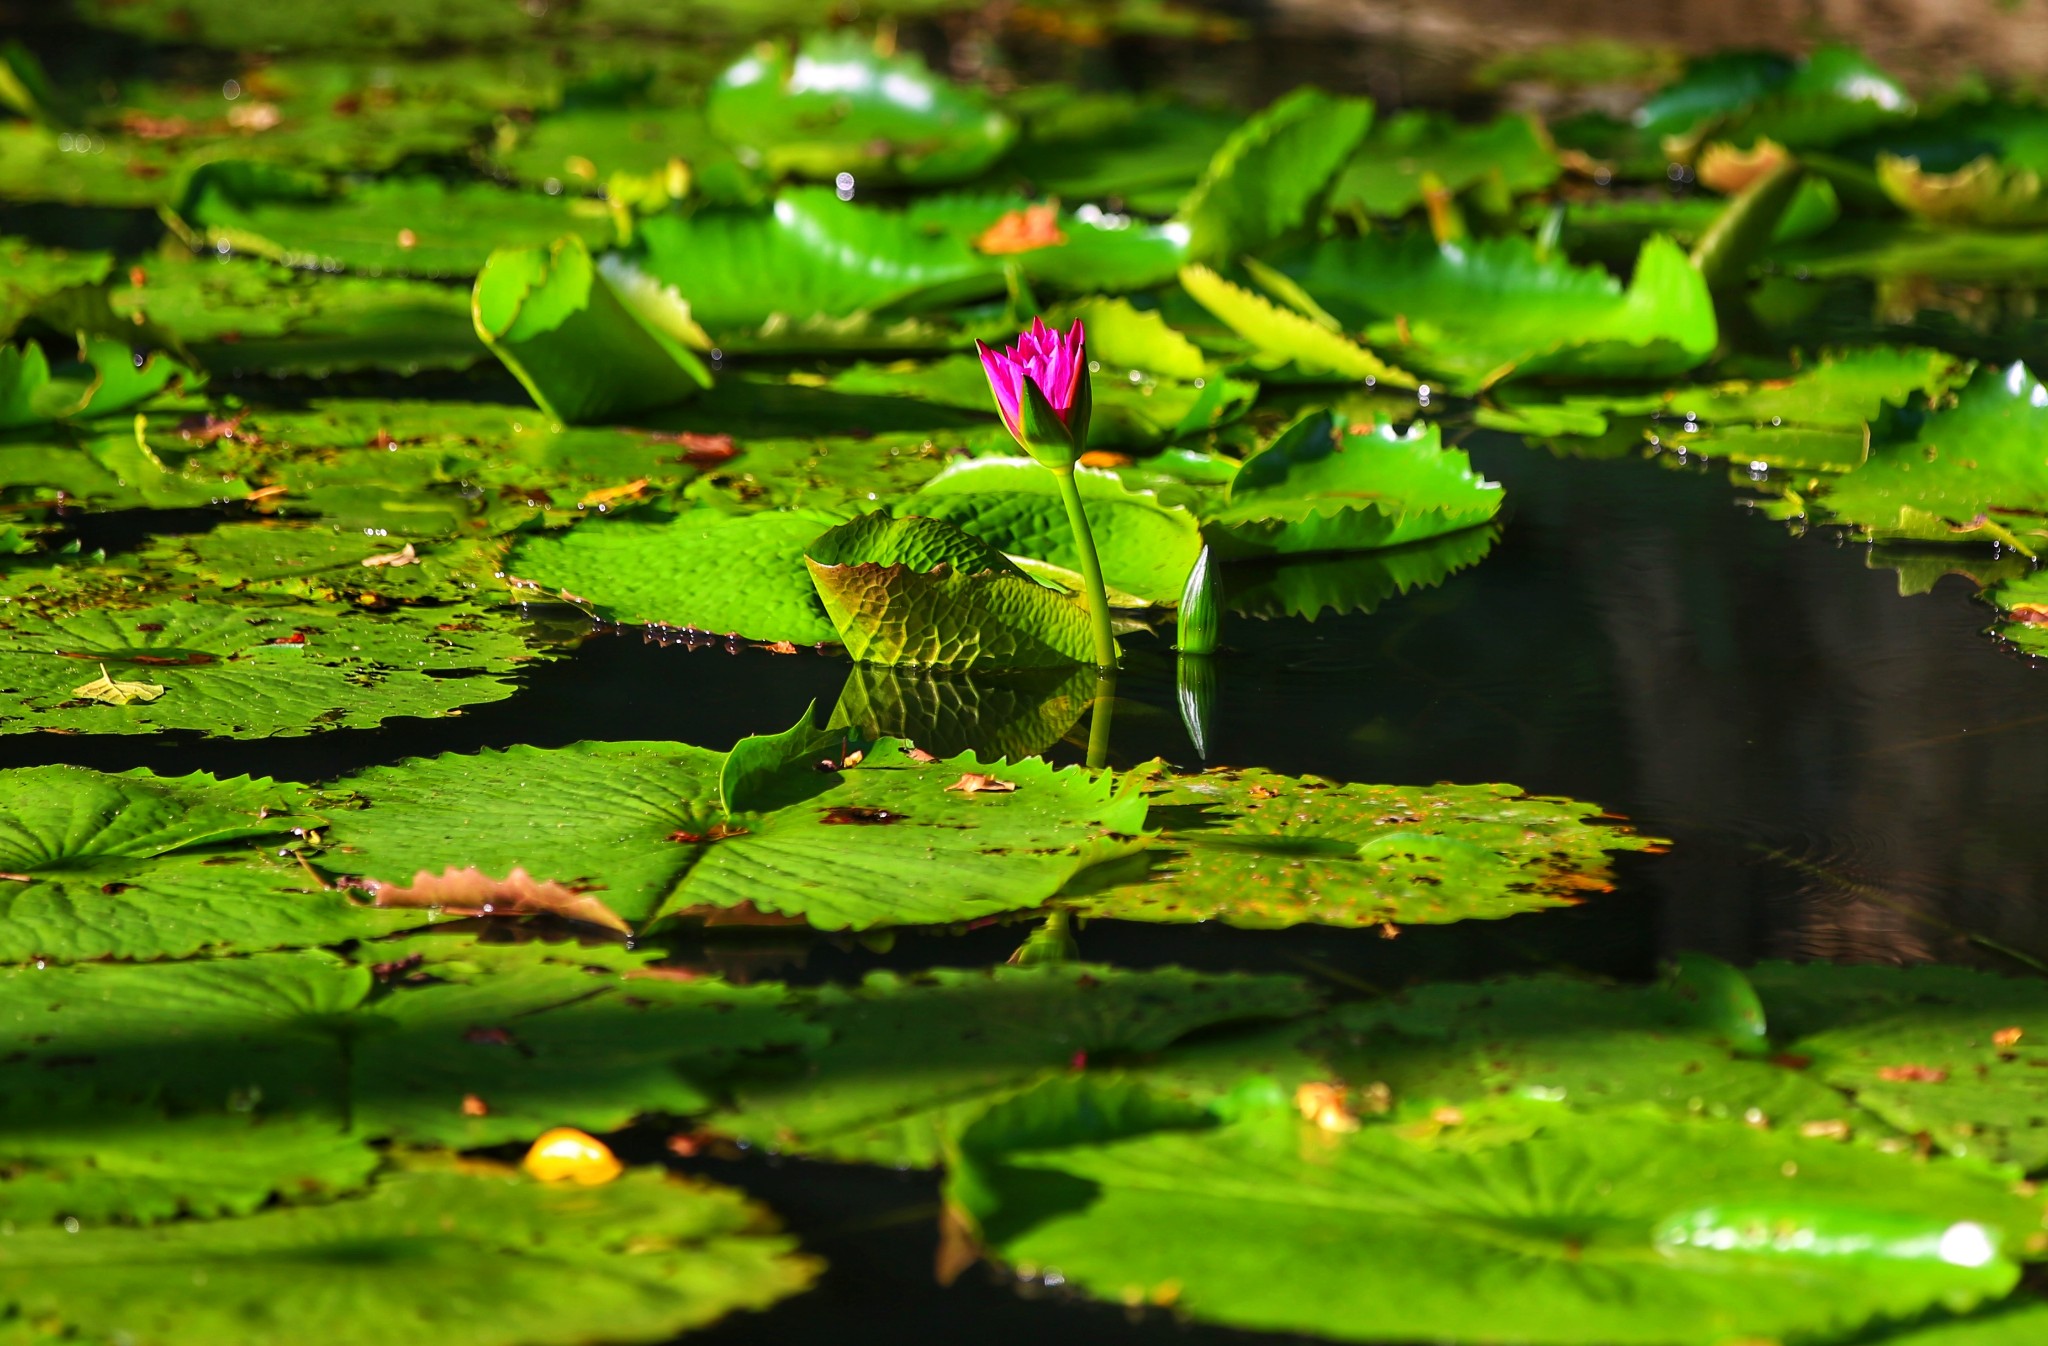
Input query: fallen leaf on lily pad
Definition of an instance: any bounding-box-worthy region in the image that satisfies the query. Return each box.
[360,542,419,568]
[70,663,167,706]
[947,772,1019,794]
[354,864,631,934]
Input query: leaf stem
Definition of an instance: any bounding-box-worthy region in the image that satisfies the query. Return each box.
[1052,466,1119,671]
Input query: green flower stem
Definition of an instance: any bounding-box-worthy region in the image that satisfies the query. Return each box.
[1086,670,1116,771]
[1052,466,1119,671]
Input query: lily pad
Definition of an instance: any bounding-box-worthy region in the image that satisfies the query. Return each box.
[628,189,998,339]
[1752,961,2048,1171]
[0,237,110,340]
[1817,361,2048,551]
[1176,87,1374,262]
[828,663,1096,762]
[709,963,1320,1166]
[709,32,1015,186]
[0,765,430,963]
[1179,264,1413,386]
[805,512,1098,669]
[908,457,1204,604]
[328,735,1144,932]
[474,233,711,425]
[1203,409,1503,559]
[1007,94,1238,209]
[1279,232,1718,392]
[0,1157,817,1346]
[1330,111,1559,220]
[1065,765,1655,929]
[185,173,615,278]
[507,508,843,643]
[960,1102,2033,1346]
[0,599,542,736]
[108,256,482,376]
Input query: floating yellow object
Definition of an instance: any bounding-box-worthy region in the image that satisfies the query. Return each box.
[522,1127,623,1185]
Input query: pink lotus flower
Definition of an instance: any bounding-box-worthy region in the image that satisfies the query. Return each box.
[975,317,1091,467]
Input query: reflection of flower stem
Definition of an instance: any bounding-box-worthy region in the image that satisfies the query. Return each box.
[1053,466,1119,671]
[1086,670,1116,771]
[1008,908,1076,966]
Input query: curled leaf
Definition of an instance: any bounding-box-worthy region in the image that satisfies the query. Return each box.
[947,772,1018,795]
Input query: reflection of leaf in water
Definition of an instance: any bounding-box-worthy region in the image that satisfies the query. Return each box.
[355,864,630,934]
[1224,524,1497,621]
[829,662,1095,761]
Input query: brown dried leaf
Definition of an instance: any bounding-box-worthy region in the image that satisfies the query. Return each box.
[1877,1064,1950,1083]
[361,542,420,568]
[71,664,167,706]
[360,865,629,934]
[578,478,652,509]
[974,203,1067,255]
[946,772,1017,795]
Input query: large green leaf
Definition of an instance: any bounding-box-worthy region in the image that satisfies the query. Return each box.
[1330,110,1559,219]
[1281,231,1718,392]
[1752,961,2048,1171]
[0,238,109,340]
[708,31,1014,185]
[1318,970,1880,1131]
[348,941,823,1148]
[710,964,1320,1166]
[0,600,541,737]
[474,234,710,425]
[963,1103,2034,1345]
[0,1157,816,1346]
[185,172,615,279]
[328,737,1143,932]
[1203,409,1503,558]
[1007,94,1237,209]
[507,508,842,643]
[108,257,481,376]
[1065,765,1654,929]
[1817,361,2048,551]
[908,457,1204,605]
[805,512,1098,669]
[0,766,427,962]
[1635,46,1914,154]
[1867,1304,2048,1345]
[628,189,1000,338]
[1176,87,1374,262]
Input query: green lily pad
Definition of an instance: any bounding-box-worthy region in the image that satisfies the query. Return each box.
[475,233,711,425]
[1319,970,1880,1131]
[1203,410,1503,559]
[0,1156,817,1346]
[348,940,824,1148]
[0,765,429,963]
[709,963,1320,1166]
[185,173,616,279]
[327,735,1144,932]
[1865,1304,2048,1345]
[0,237,110,340]
[1636,46,1914,156]
[1817,361,2048,551]
[1330,110,1559,220]
[0,1112,379,1229]
[908,457,1204,605]
[1176,87,1374,262]
[507,508,842,643]
[0,599,541,737]
[1064,765,1654,929]
[805,511,1098,669]
[1007,93,1238,209]
[709,32,1015,186]
[1280,232,1718,392]
[108,256,481,376]
[1752,961,2048,1171]
[960,1102,2032,1346]
[627,189,998,340]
